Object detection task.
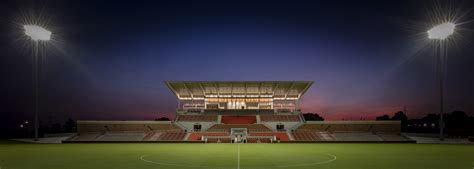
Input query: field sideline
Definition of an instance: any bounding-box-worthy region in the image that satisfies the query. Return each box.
[0,141,473,169]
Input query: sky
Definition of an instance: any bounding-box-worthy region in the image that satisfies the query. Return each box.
[0,0,473,127]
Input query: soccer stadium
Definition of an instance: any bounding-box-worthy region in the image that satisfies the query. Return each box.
[2,0,474,169]
[64,81,412,143]
[2,81,473,169]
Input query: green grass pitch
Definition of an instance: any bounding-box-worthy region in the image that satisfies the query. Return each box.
[1,141,473,169]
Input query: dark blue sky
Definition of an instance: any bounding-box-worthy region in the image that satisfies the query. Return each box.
[1,0,473,125]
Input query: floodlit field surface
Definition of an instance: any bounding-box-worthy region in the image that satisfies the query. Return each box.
[0,141,473,169]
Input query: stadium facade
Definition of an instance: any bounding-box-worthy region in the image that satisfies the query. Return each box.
[66,81,414,143]
[165,81,312,113]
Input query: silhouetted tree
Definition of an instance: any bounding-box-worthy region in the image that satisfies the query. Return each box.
[406,111,474,136]
[50,123,63,133]
[421,114,439,123]
[445,111,469,130]
[392,111,408,131]
[155,117,170,121]
[376,114,390,121]
[64,118,77,132]
[302,113,324,121]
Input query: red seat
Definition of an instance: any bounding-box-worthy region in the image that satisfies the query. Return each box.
[248,132,290,140]
[177,115,217,122]
[157,132,186,141]
[260,115,300,122]
[221,116,256,124]
[187,132,229,141]
[247,138,272,143]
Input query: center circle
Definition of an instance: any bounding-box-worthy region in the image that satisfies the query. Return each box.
[139,152,336,168]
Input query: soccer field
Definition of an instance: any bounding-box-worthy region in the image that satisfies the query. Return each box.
[0,142,473,169]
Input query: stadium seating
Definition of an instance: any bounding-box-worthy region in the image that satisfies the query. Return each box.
[177,115,217,122]
[221,116,256,124]
[295,124,328,131]
[371,124,401,133]
[95,132,146,141]
[295,123,400,133]
[333,132,383,141]
[188,132,229,141]
[220,110,269,115]
[292,131,335,141]
[248,132,290,140]
[206,137,232,143]
[78,123,181,133]
[258,111,277,115]
[143,132,163,141]
[207,124,271,132]
[70,132,102,141]
[148,124,182,131]
[157,132,186,141]
[291,130,411,142]
[260,115,301,122]
[377,133,411,141]
[73,119,407,143]
[246,137,272,143]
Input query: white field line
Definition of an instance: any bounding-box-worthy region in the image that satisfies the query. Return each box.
[237,144,241,169]
[140,155,201,168]
[140,146,336,169]
[276,154,337,168]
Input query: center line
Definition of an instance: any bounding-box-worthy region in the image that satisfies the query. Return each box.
[237,143,241,169]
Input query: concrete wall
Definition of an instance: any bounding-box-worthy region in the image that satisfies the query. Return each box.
[175,121,217,132]
[260,121,302,131]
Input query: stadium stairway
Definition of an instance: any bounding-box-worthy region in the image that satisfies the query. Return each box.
[157,132,186,141]
[143,132,163,141]
[286,131,295,140]
[183,132,191,140]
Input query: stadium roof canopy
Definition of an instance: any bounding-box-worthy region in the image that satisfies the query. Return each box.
[165,81,313,100]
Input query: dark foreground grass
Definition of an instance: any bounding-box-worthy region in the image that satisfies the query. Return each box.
[0,142,473,169]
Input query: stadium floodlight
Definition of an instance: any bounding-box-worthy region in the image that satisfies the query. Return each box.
[24,25,51,41]
[427,22,455,40]
[427,22,455,141]
[23,24,52,141]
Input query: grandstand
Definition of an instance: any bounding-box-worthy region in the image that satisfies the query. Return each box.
[95,132,146,141]
[291,121,412,142]
[248,132,290,140]
[292,131,335,141]
[207,124,271,132]
[65,81,413,143]
[221,116,256,124]
[177,115,218,122]
[260,115,301,122]
[187,132,229,141]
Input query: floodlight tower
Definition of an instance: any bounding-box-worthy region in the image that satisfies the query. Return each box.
[427,22,455,141]
[23,25,51,141]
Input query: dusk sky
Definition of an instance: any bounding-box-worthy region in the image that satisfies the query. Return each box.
[1,0,473,126]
